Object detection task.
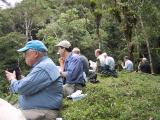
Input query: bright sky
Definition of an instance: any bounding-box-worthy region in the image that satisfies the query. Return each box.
[0,0,22,9]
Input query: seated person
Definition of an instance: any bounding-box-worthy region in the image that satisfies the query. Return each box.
[102,53,117,77]
[138,57,151,73]
[121,56,133,72]
[95,49,106,72]
[72,47,89,80]
[87,49,105,81]
[102,53,115,71]
[5,40,63,120]
[87,49,117,82]
[55,40,85,97]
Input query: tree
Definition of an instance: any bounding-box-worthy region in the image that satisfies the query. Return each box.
[12,0,53,40]
[0,32,25,97]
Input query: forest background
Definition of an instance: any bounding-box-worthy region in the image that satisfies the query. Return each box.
[0,0,160,98]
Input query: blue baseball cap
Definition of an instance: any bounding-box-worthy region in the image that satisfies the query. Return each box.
[17,40,48,52]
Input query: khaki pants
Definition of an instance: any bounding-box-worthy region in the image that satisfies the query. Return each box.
[63,84,83,97]
[22,109,60,120]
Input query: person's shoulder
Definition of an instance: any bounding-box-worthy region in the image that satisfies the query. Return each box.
[130,60,133,64]
[80,55,88,60]
[98,54,103,58]
[71,53,80,60]
[107,56,114,60]
[127,59,132,63]
[80,54,87,58]
[38,57,56,68]
[97,54,103,60]
[66,53,80,63]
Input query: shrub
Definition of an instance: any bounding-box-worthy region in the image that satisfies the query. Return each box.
[62,72,160,120]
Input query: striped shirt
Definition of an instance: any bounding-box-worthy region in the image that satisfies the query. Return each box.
[10,56,63,110]
[64,53,85,85]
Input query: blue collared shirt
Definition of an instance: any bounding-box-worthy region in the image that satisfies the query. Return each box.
[64,53,85,85]
[10,56,63,110]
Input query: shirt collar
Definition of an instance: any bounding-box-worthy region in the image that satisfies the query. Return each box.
[32,55,48,67]
[65,52,72,62]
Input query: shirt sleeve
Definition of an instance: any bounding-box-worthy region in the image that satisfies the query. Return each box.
[122,61,127,69]
[66,58,83,82]
[10,67,52,96]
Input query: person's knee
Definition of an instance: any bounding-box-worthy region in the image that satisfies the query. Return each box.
[63,84,75,97]
[22,109,59,120]
[22,109,45,120]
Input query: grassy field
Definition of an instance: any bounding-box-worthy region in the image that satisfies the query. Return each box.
[62,72,160,120]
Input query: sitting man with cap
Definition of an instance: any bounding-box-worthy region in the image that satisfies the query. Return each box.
[55,40,85,97]
[5,40,63,120]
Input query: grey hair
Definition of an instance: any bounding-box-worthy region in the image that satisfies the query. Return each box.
[72,47,80,54]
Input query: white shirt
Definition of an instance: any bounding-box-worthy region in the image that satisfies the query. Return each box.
[97,54,106,67]
[106,56,115,70]
[123,60,133,72]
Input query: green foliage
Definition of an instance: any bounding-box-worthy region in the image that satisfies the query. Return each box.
[37,8,97,59]
[0,32,25,66]
[62,72,160,119]
[0,32,25,97]
[150,48,160,74]
[0,0,160,99]
[0,75,9,98]
[151,48,160,56]
[90,0,96,12]
[0,9,15,36]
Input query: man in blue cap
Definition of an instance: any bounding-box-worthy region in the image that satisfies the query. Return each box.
[5,40,63,120]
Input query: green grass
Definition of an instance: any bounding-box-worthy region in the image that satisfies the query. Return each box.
[62,72,160,120]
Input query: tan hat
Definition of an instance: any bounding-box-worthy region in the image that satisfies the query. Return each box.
[55,40,71,48]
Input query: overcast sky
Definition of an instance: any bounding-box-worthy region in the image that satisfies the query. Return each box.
[0,0,22,9]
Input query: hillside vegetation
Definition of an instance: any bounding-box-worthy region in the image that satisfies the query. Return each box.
[62,72,160,120]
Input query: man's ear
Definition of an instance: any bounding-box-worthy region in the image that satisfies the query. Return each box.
[35,51,40,58]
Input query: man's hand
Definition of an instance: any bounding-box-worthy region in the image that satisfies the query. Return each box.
[121,62,124,67]
[5,70,16,81]
[59,57,65,72]
[60,71,67,78]
[59,57,64,64]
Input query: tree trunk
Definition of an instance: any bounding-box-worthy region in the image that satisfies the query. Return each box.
[122,6,134,60]
[25,18,29,41]
[139,15,154,74]
[25,12,32,41]
[96,27,101,49]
